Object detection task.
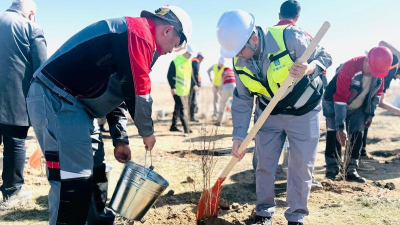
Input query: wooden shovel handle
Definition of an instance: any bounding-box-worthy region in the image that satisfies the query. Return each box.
[219,21,331,179]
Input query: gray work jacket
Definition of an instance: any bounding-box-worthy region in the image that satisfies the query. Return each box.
[0,9,47,126]
[232,25,332,141]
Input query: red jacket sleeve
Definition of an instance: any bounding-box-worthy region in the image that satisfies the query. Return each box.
[127,34,153,96]
[333,61,355,103]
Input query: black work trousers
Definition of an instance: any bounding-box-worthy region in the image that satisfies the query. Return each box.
[0,124,29,198]
[171,95,189,131]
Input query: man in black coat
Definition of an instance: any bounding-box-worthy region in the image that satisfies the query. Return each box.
[0,0,47,208]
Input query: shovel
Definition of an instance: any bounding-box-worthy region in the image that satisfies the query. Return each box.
[196,21,331,222]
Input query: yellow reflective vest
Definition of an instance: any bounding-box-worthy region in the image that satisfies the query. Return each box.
[213,64,226,86]
[234,25,294,98]
[173,55,192,96]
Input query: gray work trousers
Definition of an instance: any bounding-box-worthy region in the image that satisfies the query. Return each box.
[254,105,320,223]
[217,83,235,123]
[27,79,114,225]
[213,85,221,116]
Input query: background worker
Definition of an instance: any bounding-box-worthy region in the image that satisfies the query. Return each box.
[217,9,331,225]
[26,5,192,224]
[215,67,236,126]
[190,52,204,122]
[207,56,226,118]
[273,0,324,189]
[323,46,393,183]
[359,41,400,171]
[168,45,196,133]
[0,0,47,208]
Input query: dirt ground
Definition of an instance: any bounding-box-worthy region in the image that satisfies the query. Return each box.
[1,83,400,225]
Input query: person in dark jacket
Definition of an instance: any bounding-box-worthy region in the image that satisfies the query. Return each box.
[26,5,192,225]
[190,52,204,122]
[0,0,47,208]
[323,46,393,183]
[359,41,400,171]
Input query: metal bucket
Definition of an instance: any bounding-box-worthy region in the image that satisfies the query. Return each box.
[109,161,169,221]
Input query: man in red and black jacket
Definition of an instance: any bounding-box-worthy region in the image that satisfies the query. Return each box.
[323,46,393,183]
[26,5,192,225]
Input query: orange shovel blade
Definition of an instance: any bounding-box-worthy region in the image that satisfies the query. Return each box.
[196,177,226,221]
[29,147,43,169]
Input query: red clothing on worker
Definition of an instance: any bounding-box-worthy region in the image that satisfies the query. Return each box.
[276,19,296,26]
[222,68,235,85]
[126,17,158,96]
[333,56,384,104]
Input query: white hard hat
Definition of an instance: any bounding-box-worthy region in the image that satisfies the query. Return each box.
[218,57,225,65]
[216,10,256,58]
[141,5,193,54]
[197,52,204,58]
[186,44,195,54]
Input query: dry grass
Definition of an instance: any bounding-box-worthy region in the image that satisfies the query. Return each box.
[1,84,400,225]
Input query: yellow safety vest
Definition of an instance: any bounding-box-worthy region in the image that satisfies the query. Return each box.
[213,64,226,86]
[234,25,294,98]
[173,55,192,96]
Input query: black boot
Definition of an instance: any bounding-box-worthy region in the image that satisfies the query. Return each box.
[99,125,109,132]
[325,172,338,181]
[288,222,304,225]
[169,126,181,132]
[346,173,366,183]
[252,216,272,225]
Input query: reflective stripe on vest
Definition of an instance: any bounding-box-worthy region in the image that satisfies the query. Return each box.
[174,55,192,96]
[234,25,323,113]
[213,64,226,86]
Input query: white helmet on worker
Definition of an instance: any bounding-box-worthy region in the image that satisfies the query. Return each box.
[141,5,193,54]
[216,10,256,58]
[186,44,195,55]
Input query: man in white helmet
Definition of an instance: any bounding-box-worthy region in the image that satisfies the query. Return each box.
[26,5,192,225]
[216,10,331,225]
[167,44,196,133]
[207,56,227,118]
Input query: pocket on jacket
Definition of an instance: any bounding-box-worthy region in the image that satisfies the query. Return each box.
[27,96,47,128]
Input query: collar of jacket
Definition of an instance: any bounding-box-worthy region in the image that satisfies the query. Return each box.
[276,19,296,26]
[6,9,26,18]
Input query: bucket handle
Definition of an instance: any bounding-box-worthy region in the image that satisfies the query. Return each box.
[143,151,154,178]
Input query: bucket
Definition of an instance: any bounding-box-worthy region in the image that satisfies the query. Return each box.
[109,160,169,221]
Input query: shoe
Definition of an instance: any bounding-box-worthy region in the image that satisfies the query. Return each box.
[215,122,222,126]
[99,125,109,132]
[325,172,337,181]
[288,222,304,225]
[190,117,199,122]
[184,129,193,134]
[252,216,272,225]
[360,155,378,162]
[311,177,323,190]
[0,190,32,210]
[169,126,181,132]
[358,160,375,171]
[346,173,366,183]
